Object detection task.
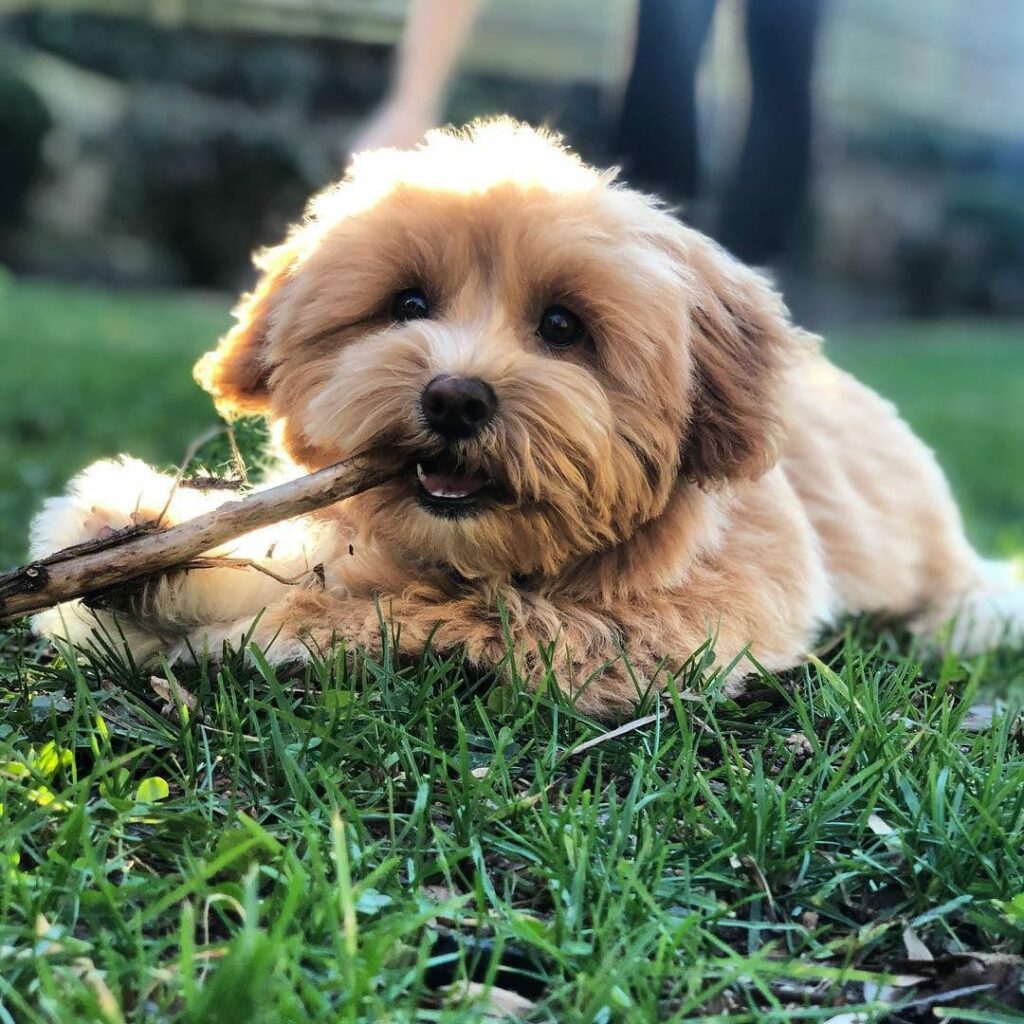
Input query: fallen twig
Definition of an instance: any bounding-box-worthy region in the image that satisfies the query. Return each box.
[563,710,663,758]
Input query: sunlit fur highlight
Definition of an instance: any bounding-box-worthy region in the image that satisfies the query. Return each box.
[32,119,1024,718]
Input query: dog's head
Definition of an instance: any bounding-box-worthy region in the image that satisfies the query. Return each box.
[196,120,807,579]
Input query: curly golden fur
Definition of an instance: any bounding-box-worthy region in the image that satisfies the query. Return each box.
[31,120,1023,718]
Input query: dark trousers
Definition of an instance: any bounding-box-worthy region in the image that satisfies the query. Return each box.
[615,0,823,263]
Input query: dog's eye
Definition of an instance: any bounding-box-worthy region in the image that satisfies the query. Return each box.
[537,305,584,348]
[391,288,430,322]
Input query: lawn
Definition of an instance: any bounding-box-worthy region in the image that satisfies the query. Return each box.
[1,275,1024,1022]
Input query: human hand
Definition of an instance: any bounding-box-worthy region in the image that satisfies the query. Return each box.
[349,96,437,154]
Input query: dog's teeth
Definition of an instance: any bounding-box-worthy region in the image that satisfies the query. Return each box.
[416,461,482,500]
[417,463,452,497]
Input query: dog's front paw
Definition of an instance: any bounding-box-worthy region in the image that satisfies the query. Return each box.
[171,613,315,668]
[30,457,172,557]
[29,456,212,560]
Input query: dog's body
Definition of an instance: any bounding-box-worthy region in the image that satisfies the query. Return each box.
[31,122,1022,717]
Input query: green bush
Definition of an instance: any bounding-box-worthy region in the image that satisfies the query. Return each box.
[108,94,325,287]
[0,67,51,230]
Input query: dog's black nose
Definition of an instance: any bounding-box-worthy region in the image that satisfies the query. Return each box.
[421,375,497,439]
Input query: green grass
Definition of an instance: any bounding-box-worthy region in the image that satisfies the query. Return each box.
[0,274,229,569]
[2,277,1024,1022]
[831,321,1024,558]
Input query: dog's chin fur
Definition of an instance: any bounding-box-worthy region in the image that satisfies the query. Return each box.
[30,119,1024,718]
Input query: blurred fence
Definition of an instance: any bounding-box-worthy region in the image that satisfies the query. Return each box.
[0,0,636,82]
[823,0,1024,143]
[3,0,1023,140]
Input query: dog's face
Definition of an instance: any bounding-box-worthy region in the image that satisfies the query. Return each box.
[196,121,799,579]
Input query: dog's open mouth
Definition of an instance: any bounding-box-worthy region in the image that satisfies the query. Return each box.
[414,453,493,516]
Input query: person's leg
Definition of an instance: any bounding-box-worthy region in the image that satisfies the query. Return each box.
[614,0,716,202]
[718,0,823,263]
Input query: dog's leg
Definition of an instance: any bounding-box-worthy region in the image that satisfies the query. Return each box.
[29,457,321,661]
[912,558,1024,656]
[178,587,692,720]
[175,587,505,669]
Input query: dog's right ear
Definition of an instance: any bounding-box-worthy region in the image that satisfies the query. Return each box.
[193,240,298,417]
[651,219,815,487]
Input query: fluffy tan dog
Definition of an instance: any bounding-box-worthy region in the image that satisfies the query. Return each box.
[31,120,1023,717]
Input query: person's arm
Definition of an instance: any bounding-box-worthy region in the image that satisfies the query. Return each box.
[350,0,483,153]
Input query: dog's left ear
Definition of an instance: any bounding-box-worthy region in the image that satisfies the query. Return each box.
[193,239,298,417]
[669,229,812,486]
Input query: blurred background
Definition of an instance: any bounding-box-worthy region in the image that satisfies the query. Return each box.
[0,0,1021,568]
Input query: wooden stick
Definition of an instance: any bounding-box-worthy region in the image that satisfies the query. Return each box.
[0,454,396,623]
